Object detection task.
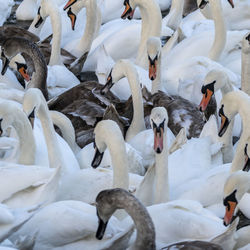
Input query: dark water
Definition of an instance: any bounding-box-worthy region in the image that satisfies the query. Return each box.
[4,0,32,29]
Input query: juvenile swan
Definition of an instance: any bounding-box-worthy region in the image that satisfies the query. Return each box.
[95,188,156,250]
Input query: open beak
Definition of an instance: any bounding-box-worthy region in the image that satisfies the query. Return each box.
[67,8,77,30]
[34,15,44,28]
[121,2,135,20]
[199,0,208,9]
[153,127,164,154]
[199,89,213,112]
[96,217,108,240]
[18,66,30,82]
[218,114,230,137]
[63,0,77,11]
[101,73,113,95]
[1,52,9,75]
[149,58,157,81]
[223,201,237,226]
[91,146,104,168]
[227,0,234,8]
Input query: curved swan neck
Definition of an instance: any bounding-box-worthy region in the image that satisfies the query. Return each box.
[77,0,101,56]
[155,124,169,204]
[208,0,226,61]
[96,121,129,189]
[49,111,80,154]
[241,37,250,95]
[166,0,184,30]
[121,61,145,141]
[133,0,162,68]
[98,189,156,250]
[1,108,36,165]
[46,0,62,66]
[37,98,62,169]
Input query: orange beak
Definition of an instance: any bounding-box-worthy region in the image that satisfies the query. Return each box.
[199,89,213,112]
[121,2,135,20]
[224,201,237,226]
[149,62,157,81]
[220,114,227,133]
[154,127,164,153]
[19,66,30,82]
[69,12,76,30]
[63,0,77,10]
[227,0,234,8]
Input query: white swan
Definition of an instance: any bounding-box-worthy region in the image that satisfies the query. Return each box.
[223,171,250,249]
[10,199,133,250]
[218,90,250,172]
[199,69,237,163]
[0,102,35,165]
[29,0,80,98]
[63,0,102,59]
[101,59,146,141]
[22,88,80,175]
[241,32,250,95]
[56,119,143,204]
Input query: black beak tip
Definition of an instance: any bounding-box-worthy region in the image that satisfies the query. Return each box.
[223,220,227,226]
[156,148,161,154]
[96,233,104,240]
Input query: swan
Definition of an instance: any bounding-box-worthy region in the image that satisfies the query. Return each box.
[30,0,80,98]
[22,88,80,175]
[0,37,48,100]
[56,119,143,204]
[96,188,237,249]
[135,107,168,205]
[223,171,250,249]
[96,188,156,250]
[0,102,35,165]
[15,0,38,21]
[163,0,247,98]
[145,36,205,138]
[101,59,146,141]
[199,69,238,163]
[198,0,250,31]
[241,32,250,95]
[218,90,250,172]
[10,199,132,250]
[63,0,102,59]
[0,1,14,25]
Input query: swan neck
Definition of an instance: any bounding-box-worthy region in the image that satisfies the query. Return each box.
[11,114,36,165]
[154,129,169,203]
[37,101,62,169]
[125,64,146,141]
[241,48,250,95]
[47,2,62,65]
[208,0,226,61]
[78,1,100,55]
[166,0,184,30]
[112,191,156,250]
[103,131,129,189]
[135,0,162,68]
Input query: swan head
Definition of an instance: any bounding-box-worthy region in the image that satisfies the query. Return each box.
[150,107,168,154]
[64,0,88,30]
[101,59,132,95]
[223,171,250,226]
[34,6,45,29]
[95,189,121,240]
[147,37,161,81]
[121,0,135,20]
[199,69,228,112]
[242,32,250,54]
[23,88,44,128]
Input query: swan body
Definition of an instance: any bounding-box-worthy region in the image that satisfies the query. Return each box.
[16,0,38,21]
[11,200,130,250]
